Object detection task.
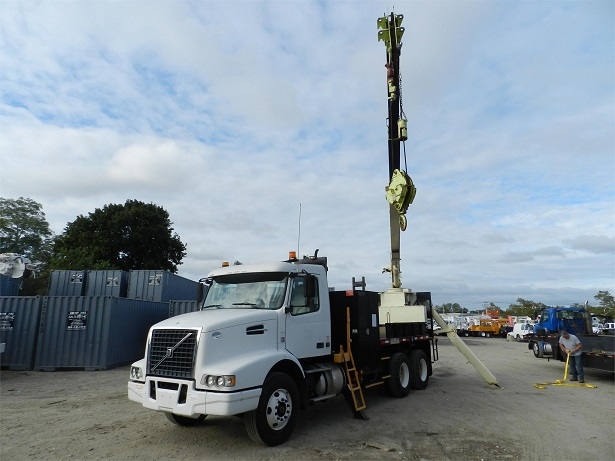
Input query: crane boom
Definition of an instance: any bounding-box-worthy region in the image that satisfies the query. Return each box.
[378,13,416,289]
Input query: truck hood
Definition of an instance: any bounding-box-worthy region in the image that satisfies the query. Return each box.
[153,308,278,333]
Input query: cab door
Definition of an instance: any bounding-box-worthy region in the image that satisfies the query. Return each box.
[284,275,330,359]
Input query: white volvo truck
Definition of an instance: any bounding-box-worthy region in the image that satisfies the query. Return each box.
[128,251,436,446]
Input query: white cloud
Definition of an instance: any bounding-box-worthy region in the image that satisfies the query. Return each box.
[0,0,613,309]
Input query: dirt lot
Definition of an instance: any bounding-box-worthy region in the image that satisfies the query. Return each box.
[1,337,614,461]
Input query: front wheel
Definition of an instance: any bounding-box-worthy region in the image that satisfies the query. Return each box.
[244,372,299,446]
[533,342,544,358]
[164,412,206,426]
[409,349,429,390]
[385,352,411,397]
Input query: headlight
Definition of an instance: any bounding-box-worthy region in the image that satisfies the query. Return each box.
[201,374,236,388]
[130,366,144,381]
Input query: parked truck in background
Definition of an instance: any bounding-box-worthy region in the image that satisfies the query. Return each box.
[527,306,615,373]
[508,322,534,342]
[464,318,509,338]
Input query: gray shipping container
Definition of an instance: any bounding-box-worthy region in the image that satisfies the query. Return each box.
[0,275,21,296]
[34,296,169,371]
[127,270,199,303]
[85,270,128,297]
[169,300,200,317]
[48,270,88,296]
[0,296,43,370]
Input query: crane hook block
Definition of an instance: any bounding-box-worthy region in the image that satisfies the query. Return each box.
[385,169,416,226]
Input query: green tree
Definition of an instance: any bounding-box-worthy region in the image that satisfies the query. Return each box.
[0,197,55,295]
[435,302,466,314]
[594,291,615,318]
[0,197,53,260]
[506,298,547,319]
[50,200,186,272]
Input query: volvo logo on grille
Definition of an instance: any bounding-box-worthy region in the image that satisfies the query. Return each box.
[151,332,192,371]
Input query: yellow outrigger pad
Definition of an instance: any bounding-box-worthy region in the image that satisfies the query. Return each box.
[534,352,597,389]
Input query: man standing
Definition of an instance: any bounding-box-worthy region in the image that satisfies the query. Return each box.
[559,329,584,383]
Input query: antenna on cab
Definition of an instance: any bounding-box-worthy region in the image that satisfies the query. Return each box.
[297,203,302,257]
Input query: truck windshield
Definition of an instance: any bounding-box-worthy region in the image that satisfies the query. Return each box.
[202,272,288,310]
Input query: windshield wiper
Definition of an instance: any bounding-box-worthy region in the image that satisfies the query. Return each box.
[232,302,258,308]
[203,304,222,308]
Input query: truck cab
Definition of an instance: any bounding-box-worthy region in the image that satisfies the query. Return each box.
[128,257,333,440]
[533,307,586,335]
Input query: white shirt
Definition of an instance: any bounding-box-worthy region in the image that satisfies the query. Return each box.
[559,334,582,357]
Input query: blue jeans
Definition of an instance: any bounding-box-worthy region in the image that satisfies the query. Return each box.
[568,354,584,380]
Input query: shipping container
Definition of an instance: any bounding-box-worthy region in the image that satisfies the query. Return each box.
[0,275,21,296]
[127,270,199,302]
[85,270,128,297]
[169,300,200,317]
[0,296,43,370]
[34,296,169,371]
[48,270,88,296]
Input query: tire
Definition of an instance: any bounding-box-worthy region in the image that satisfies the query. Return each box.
[516,334,521,342]
[533,342,544,358]
[244,372,299,446]
[385,352,411,398]
[164,412,206,426]
[409,349,429,390]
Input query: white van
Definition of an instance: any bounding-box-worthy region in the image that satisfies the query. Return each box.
[509,322,533,341]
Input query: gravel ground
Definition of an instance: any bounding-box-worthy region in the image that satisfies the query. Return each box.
[1,337,614,461]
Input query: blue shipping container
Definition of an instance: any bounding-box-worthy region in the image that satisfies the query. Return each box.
[34,296,169,371]
[0,275,21,296]
[85,270,128,297]
[169,300,200,317]
[0,296,43,370]
[127,270,199,302]
[48,270,88,296]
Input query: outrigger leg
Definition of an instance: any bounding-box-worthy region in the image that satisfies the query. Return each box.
[431,308,500,388]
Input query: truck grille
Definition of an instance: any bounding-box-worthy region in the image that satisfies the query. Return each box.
[148,329,198,379]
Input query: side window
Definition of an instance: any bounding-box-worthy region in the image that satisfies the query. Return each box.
[290,276,320,316]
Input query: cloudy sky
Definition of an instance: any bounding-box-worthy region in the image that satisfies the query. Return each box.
[1,1,613,309]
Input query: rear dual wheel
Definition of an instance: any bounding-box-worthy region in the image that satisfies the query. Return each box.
[409,350,429,390]
[386,350,430,397]
[385,352,411,397]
